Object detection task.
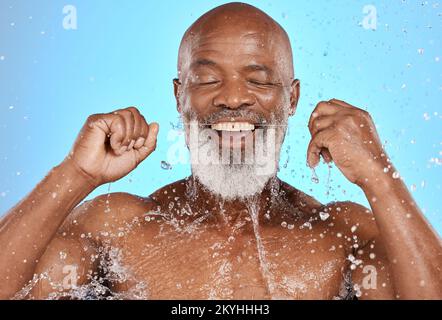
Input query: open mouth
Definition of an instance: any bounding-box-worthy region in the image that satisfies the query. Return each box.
[205,120,264,150]
[211,121,256,132]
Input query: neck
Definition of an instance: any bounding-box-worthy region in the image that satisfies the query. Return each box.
[186,174,281,226]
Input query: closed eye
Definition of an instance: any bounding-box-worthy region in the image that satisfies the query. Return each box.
[200,80,220,85]
[248,79,277,87]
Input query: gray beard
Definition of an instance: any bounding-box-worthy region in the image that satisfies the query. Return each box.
[192,163,275,200]
[188,119,286,200]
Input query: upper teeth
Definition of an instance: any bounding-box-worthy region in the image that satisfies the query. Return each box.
[211,122,255,132]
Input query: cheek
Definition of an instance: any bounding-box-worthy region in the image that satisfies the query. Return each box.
[256,88,290,113]
[183,88,213,115]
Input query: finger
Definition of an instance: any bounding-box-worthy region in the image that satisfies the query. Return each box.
[90,112,127,155]
[329,98,371,117]
[309,115,336,136]
[307,129,335,168]
[138,122,159,160]
[108,114,127,155]
[114,109,135,148]
[308,101,342,130]
[329,98,355,109]
[134,114,149,149]
[321,148,333,163]
[128,107,143,146]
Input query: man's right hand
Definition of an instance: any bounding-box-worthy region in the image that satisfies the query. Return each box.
[66,106,159,186]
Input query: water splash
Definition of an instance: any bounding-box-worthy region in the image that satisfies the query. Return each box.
[104,183,112,213]
[246,198,276,298]
[12,272,50,300]
[311,167,319,184]
[170,117,184,131]
[14,245,149,300]
[282,145,290,169]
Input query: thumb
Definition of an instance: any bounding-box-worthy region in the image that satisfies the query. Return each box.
[137,122,159,161]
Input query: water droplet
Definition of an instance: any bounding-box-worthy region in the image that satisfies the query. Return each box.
[301,222,312,230]
[392,171,400,179]
[319,212,330,221]
[161,161,172,170]
[311,168,319,184]
[170,119,183,130]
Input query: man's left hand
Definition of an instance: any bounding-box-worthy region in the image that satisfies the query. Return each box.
[307,98,388,188]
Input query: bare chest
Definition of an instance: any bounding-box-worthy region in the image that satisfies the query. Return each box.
[107,224,348,300]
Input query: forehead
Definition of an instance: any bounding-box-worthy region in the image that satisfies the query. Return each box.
[183,26,286,72]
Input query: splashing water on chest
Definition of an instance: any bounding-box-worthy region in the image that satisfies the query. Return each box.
[246,198,276,298]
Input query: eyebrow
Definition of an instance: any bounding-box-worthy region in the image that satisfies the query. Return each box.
[243,64,273,74]
[191,58,217,68]
[190,59,274,75]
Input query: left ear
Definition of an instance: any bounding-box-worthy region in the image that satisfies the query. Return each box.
[289,79,300,116]
[173,78,182,114]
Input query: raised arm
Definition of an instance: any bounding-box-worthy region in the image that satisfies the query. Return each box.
[307,99,442,299]
[0,161,95,299]
[25,204,101,300]
[0,107,158,299]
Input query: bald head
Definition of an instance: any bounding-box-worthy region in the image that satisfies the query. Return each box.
[177,2,294,80]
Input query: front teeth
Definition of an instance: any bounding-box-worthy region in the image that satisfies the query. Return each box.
[211,122,255,132]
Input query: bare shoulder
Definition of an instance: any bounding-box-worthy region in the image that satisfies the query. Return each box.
[271,180,378,241]
[278,181,379,247]
[321,201,379,244]
[321,201,395,299]
[277,179,323,214]
[319,201,395,298]
[59,191,157,241]
[59,178,192,239]
[149,178,189,202]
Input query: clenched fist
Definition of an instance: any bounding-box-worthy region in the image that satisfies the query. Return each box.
[307,99,387,188]
[65,106,159,186]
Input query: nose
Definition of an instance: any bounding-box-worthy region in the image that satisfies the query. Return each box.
[212,78,256,110]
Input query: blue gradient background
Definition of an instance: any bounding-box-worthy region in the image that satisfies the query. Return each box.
[0,1,441,235]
